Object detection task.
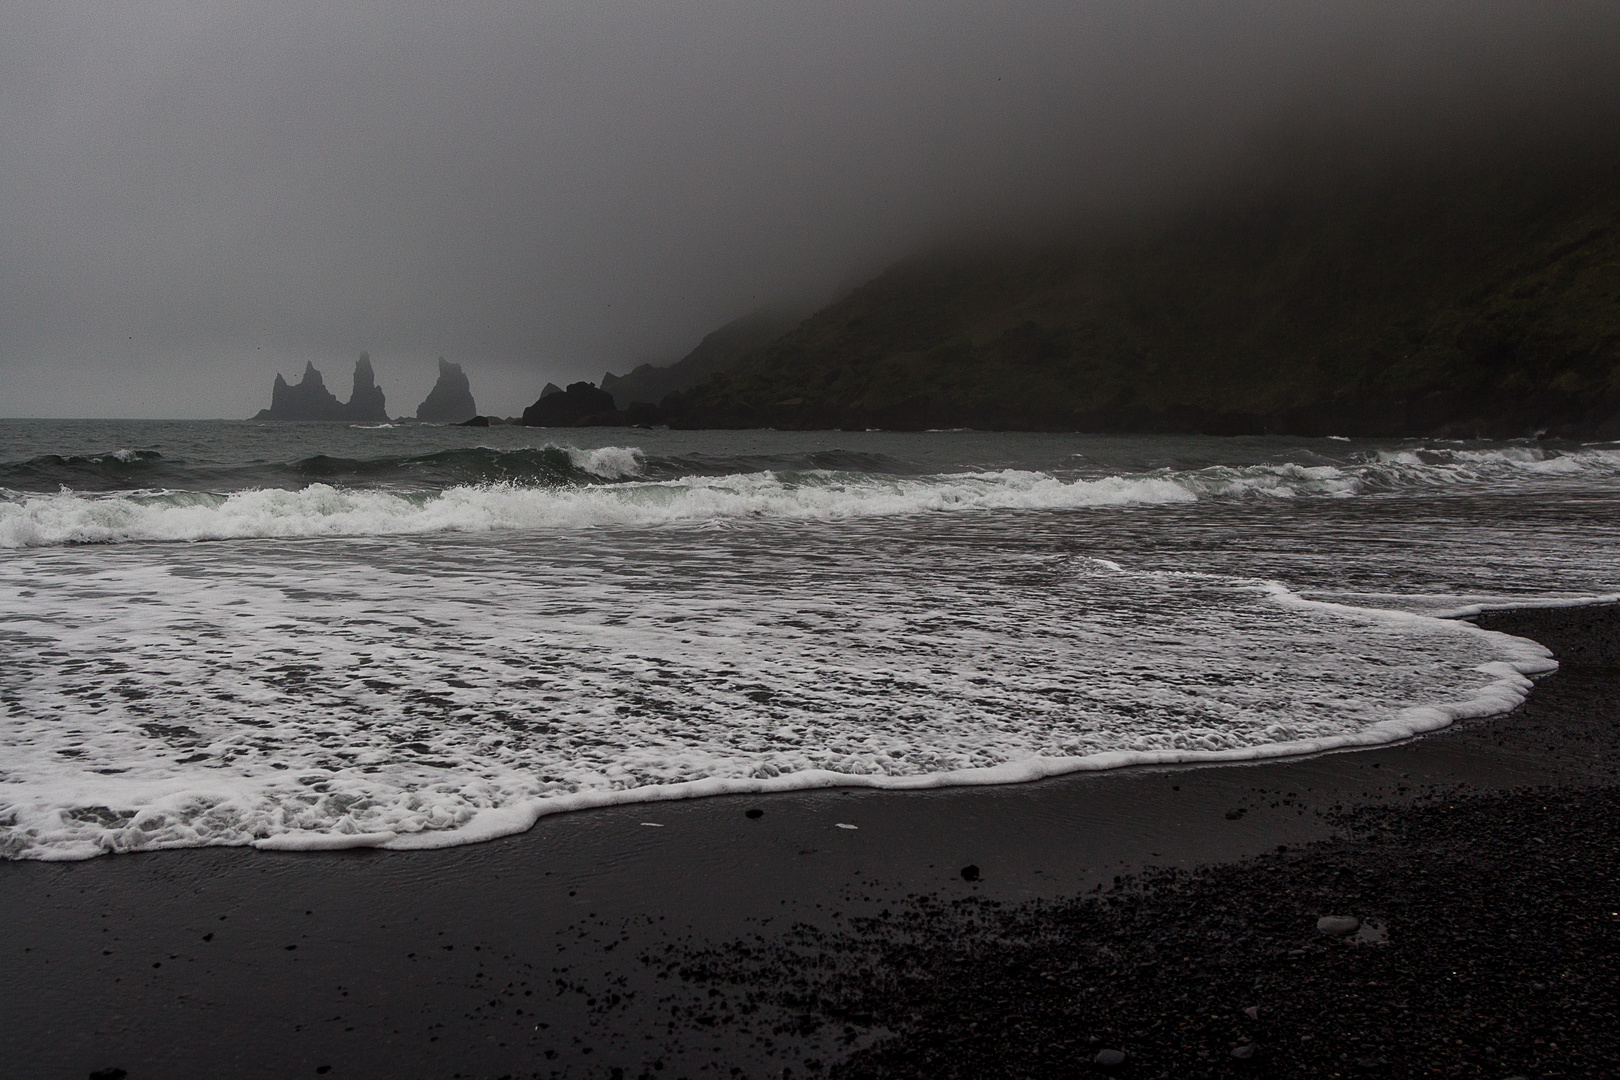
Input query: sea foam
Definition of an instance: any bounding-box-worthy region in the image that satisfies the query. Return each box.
[6,441,1619,550]
[0,538,1555,861]
[0,469,1194,548]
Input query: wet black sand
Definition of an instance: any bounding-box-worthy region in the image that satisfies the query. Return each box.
[2,604,1617,1079]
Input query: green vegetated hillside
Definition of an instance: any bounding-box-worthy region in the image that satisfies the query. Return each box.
[664,151,1620,437]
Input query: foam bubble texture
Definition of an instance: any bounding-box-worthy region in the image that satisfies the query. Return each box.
[0,522,1550,860]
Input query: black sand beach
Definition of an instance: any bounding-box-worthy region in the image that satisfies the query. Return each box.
[3,604,1617,1080]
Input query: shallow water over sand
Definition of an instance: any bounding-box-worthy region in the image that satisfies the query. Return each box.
[2,423,1615,858]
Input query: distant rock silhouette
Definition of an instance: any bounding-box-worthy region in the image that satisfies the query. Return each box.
[415,358,478,423]
[539,383,563,399]
[253,354,391,421]
[345,352,389,421]
[522,381,618,426]
[254,362,342,420]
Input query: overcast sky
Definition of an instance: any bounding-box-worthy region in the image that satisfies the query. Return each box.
[2,2,1616,417]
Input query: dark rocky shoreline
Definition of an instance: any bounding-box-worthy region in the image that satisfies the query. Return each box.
[636,785,1618,1080]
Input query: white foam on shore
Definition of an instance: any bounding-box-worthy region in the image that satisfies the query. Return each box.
[1316,591,1620,619]
[0,537,1557,861]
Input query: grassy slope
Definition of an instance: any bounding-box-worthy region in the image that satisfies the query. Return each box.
[666,157,1620,435]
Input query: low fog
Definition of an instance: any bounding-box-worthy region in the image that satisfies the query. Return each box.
[2,1,1617,417]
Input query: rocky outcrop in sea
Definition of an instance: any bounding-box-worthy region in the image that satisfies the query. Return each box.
[254,354,389,421]
[415,358,478,424]
[344,353,389,422]
[522,381,618,426]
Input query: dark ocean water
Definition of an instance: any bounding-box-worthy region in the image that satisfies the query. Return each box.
[3,419,1617,860]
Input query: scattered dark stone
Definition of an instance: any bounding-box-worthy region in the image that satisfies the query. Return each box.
[1231,1044,1256,1060]
[316,1066,332,1075]
[202,932,213,942]
[1355,1055,1388,1071]
[630,778,1620,1080]
[285,944,298,950]
[89,1070,127,1080]
[1353,919,1389,945]
[1225,808,1246,820]
[1316,915,1361,937]
[745,808,764,819]
[960,864,981,882]
[1093,1048,1127,1068]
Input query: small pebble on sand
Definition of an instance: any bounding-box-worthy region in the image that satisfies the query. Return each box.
[1316,915,1361,936]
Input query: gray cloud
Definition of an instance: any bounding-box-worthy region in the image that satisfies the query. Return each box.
[3,1,1617,416]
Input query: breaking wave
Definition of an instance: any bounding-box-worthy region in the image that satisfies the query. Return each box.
[4,442,1620,548]
[0,470,1193,547]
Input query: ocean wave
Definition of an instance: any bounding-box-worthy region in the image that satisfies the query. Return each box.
[0,470,1195,547]
[0,449,168,492]
[0,443,648,495]
[288,444,643,484]
[1145,444,1620,499]
[5,441,1620,548]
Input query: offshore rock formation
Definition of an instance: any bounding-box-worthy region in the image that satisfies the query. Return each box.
[254,355,389,421]
[415,358,478,423]
[344,352,389,422]
[522,381,618,426]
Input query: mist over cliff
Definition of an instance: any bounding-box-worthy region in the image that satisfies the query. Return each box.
[661,125,1620,438]
[3,3,1618,417]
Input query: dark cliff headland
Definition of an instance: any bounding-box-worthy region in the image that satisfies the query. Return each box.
[649,138,1620,438]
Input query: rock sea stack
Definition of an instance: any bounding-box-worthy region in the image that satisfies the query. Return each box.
[254,354,388,421]
[415,358,478,423]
